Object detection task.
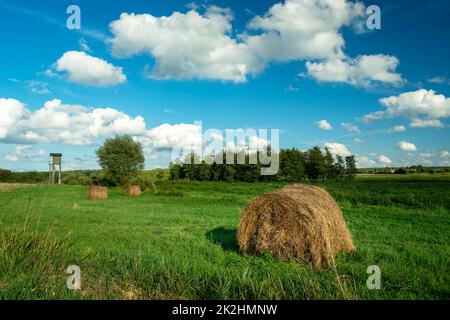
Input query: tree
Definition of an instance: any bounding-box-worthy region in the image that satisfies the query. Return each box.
[334,155,345,180]
[345,155,358,180]
[169,162,183,180]
[305,146,325,181]
[324,147,335,180]
[96,135,145,187]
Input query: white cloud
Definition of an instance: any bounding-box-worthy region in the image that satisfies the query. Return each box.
[427,76,446,84]
[42,69,58,78]
[316,119,333,130]
[245,0,364,62]
[0,98,145,145]
[108,1,402,86]
[28,80,51,95]
[79,37,92,53]
[306,55,403,87]
[418,152,434,158]
[324,142,351,157]
[378,155,392,165]
[109,8,262,83]
[341,122,360,133]
[0,98,29,140]
[15,145,31,155]
[5,155,18,162]
[398,141,417,152]
[1,97,272,157]
[364,89,450,123]
[388,125,406,133]
[140,123,203,151]
[441,150,449,158]
[55,51,126,86]
[409,118,444,128]
[354,137,363,143]
[284,85,299,92]
[356,155,374,167]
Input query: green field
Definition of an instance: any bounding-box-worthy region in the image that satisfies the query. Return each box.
[0,175,449,300]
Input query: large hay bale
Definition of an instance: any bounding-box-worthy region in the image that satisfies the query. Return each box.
[125,185,142,197]
[237,184,355,269]
[87,185,108,200]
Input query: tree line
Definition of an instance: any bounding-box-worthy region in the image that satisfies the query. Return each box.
[169,146,357,182]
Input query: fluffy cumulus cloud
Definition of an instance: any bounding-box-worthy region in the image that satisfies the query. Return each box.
[324,142,351,156]
[138,123,203,151]
[108,0,402,86]
[388,125,406,133]
[398,141,417,152]
[0,98,267,157]
[378,155,392,165]
[306,55,403,87]
[409,118,444,128]
[341,122,360,133]
[441,151,449,158]
[109,7,262,83]
[356,155,374,167]
[316,119,333,130]
[244,0,363,62]
[0,98,29,140]
[0,98,145,145]
[364,89,450,124]
[55,51,126,86]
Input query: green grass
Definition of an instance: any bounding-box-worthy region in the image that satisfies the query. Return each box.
[0,177,449,300]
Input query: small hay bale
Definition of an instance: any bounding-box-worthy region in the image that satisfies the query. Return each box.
[237,184,355,269]
[87,185,108,200]
[125,185,142,197]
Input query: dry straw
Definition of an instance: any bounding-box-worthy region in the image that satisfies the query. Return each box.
[87,185,108,200]
[238,184,355,269]
[124,185,142,197]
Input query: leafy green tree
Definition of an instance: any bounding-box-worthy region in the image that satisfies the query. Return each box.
[305,146,325,181]
[96,135,145,186]
[345,155,358,180]
[334,155,345,180]
[279,148,305,181]
[169,162,182,180]
[324,147,335,180]
[198,161,212,181]
[0,169,12,182]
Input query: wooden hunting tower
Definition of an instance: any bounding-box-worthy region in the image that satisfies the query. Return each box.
[49,153,62,184]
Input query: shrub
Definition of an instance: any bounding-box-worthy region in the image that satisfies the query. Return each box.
[129,175,156,193]
[0,169,12,181]
[90,172,116,187]
[62,172,91,186]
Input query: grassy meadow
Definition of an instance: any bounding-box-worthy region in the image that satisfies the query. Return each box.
[0,175,449,300]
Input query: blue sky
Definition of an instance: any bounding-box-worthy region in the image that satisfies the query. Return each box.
[0,0,449,171]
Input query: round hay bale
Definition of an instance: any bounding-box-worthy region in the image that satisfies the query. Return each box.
[237,184,355,269]
[87,185,108,200]
[125,185,142,197]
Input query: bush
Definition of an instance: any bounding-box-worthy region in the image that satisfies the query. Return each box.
[90,172,116,187]
[0,169,12,181]
[62,172,91,186]
[129,175,156,193]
